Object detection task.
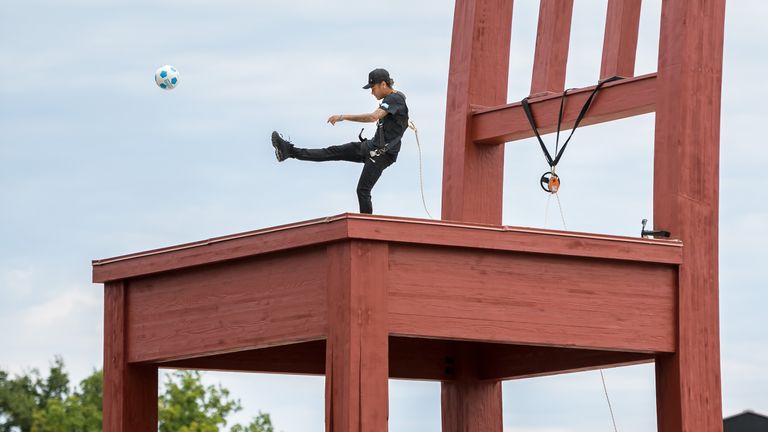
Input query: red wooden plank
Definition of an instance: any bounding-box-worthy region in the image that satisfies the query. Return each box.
[441,345,502,432]
[345,215,682,265]
[441,0,514,224]
[93,215,348,283]
[530,0,574,95]
[471,73,656,145]
[103,281,158,432]
[387,244,677,353]
[653,0,726,431]
[325,241,389,431]
[157,337,654,383]
[478,344,653,380]
[600,0,642,80]
[126,247,327,363]
[160,340,326,375]
[93,214,682,284]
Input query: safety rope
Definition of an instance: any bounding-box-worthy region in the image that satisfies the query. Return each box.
[601,370,619,432]
[408,120,434,219]
[544,190,618,432]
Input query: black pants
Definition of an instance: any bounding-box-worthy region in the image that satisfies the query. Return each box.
[291,141,395,214]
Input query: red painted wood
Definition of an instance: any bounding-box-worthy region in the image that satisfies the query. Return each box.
[126,247,327,362]
[93,216,348,282]
[344,215,682,265]
[530,0,574,95]
[391,338,654,382]
[600,0,642,80]
[159,340,326,375]
[103,281,158,432]
[325,241,389,432]
[150,337,654,383]
[93,214,682,283]
[653,0,726,430]
[387,244,677,352]
[478,344,653,380]
[471,73,656,145]
[441,346,502,432]
[441,0,514,224]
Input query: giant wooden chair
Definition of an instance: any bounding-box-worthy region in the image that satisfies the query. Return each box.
[94,1,726,430]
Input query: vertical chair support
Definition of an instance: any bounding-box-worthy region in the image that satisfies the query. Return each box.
[530,0,575,95]
[325,241,389,432]
[103,281,158,432]
[441,347,503,432]
[653,0,726,431]
[441,0,514,224]
[600,0,642,80]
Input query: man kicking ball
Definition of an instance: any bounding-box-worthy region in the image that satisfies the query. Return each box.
[271,68,409,214]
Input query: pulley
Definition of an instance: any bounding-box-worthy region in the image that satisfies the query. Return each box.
[540,170,561,194]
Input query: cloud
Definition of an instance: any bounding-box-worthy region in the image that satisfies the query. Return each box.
[0,266,36,298]
[21,285,99,330]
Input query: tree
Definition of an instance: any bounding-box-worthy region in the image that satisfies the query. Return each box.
[0,356,83,432]
[1,359,274,432]
[30,370,102,432]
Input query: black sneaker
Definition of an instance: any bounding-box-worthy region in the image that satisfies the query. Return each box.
[271,131,294,162]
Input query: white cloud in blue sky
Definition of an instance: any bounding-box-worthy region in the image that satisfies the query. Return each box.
[1,0,766,431]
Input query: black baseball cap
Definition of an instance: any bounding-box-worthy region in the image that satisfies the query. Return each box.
[363,68,391,89]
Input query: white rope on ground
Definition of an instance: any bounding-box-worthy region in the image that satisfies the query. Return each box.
[408,120,434,219]
[545,189,619,432]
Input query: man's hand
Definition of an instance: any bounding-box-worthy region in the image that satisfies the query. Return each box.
[327,115,343,125]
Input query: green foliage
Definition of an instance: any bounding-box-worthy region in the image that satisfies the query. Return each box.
[0,356,95,432]
[230,412,274,432]
[30,370,102,432]
[1,359,274,432]
[159,370,240,432]
[158,370,274,432]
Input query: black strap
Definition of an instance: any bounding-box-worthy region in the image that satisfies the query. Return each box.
[378,121,387,150]
[521,76,622,168]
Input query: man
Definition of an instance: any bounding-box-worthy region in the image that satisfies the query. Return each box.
[271,68,409,214]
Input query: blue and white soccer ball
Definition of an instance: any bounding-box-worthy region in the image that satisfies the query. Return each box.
[154,65,179,90]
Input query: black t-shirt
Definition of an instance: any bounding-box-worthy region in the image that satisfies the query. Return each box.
[369,91,409,161]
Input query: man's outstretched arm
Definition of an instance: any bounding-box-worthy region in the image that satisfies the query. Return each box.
[327,108,387,125]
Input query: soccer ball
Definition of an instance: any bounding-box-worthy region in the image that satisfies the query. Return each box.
[154,65,179,90]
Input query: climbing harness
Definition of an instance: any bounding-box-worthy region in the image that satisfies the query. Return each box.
[522,76,623,194]
[357,120,434,219]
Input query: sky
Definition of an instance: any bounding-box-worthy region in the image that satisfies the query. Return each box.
[0,0,765,431]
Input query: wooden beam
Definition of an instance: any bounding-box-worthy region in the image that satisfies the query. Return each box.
[441,346,502,432]
[530,0,574,95]
[160,340,326,375]
[600,0,642,80]
[92,214,683,283]
[441,0,514,224]
[160,337,655,383]
[653,0,726,431]
[388,244,677,353]
[325,241,389,432]
[345,215,682,265]
[471,73,656,145]
[126,247,328,363]
[478,344,653,380]
[93,216,348,283]
[103,281,158,432]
